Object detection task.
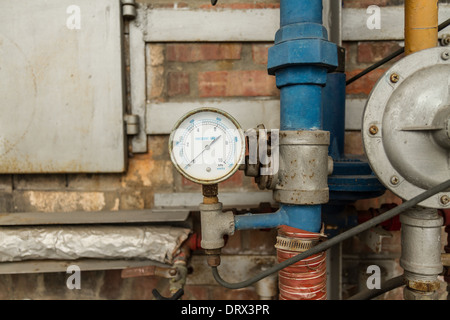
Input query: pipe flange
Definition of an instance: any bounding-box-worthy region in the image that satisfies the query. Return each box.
[362,47,450,209]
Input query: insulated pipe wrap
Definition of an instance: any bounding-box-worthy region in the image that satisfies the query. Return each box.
[0,225,191,264]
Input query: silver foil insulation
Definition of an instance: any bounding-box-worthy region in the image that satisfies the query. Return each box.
[0,225,191,264]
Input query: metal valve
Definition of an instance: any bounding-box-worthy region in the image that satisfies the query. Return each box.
[239,124,279,190]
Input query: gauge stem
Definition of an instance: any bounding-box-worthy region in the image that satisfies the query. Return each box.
[202,184,219,204]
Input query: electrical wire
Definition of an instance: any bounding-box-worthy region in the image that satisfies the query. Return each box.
[211,178,450,290]
[347,275,406,300]
[346,18,450,86]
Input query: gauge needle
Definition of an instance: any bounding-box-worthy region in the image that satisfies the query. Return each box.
[185,135,222,169]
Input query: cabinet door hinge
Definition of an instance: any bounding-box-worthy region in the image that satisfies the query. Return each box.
[122,0,136,20]
[124,114,140,135]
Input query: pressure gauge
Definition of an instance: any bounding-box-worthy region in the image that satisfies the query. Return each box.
[169,108,245,185]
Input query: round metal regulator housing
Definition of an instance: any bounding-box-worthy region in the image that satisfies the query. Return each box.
[362,47,450,209]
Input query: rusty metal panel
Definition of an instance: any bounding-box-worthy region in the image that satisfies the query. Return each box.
[0,0,127,173]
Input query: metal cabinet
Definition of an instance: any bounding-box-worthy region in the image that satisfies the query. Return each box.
[0,0,127,173]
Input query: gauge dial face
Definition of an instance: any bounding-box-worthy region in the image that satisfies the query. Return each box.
[169,108,245,185]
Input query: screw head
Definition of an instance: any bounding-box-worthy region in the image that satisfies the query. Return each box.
[169,269,178,276]
[369,125,379,135]
[441,35,450,46]
[390,175,399,185]
[441,51,450,60]
[390,73,400,83]
[440,195,450,205]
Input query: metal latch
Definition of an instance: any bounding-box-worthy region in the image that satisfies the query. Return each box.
[124,114,140,135]
[122,0,136,19]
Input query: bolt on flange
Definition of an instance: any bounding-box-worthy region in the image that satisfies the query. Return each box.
[390,73,400,83]
[369,125,379,135]
[390,175,399,185]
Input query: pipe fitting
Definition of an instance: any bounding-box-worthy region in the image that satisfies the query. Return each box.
[400,208,443,276]
[400,207,443,299]
[273,130,330,205]
[404,286,440,300]
[199,202,234,251]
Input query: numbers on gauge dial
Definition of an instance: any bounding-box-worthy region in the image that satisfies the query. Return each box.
[170,111,244,183]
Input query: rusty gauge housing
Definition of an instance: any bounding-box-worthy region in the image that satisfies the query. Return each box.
[169,108,245,185]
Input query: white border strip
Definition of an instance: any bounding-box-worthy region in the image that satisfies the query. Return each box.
[146,98,365,134]
[343,6,450,41]
[145,8,279,42]
[147,99,281,133]
[142,5,450,42]
[154,191,275,208]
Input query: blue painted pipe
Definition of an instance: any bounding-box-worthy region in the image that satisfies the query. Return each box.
[234,0,337,234]
[234,204,322,233]
[280,0,323,26]
[280,81,324,131]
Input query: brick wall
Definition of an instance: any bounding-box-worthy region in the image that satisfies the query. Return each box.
[0,0,448,300]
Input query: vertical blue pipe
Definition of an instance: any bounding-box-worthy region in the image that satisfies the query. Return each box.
[277,0,328,233]
[233,0,337,234]
[280,81,324,131]
[280,0,323,26]
[322,73,347,159]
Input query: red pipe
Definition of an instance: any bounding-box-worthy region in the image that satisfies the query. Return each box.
[276,226,327,300]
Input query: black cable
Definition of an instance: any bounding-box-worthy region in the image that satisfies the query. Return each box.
[346,17,450,86]
[152,288,184,300]
[347,275,406,300]
[346,48,404,85]
[212,179,450,289]
[439,18,450,33]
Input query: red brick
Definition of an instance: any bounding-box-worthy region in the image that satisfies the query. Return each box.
[341,42,352,65]
[167,72,190,96]
[182,285,210,300]
[345,68,387,95]
[222,230,243,254]
[252,44,271,65]
[344,131,364,156]
[357,41,403,64]
[210,286,259,300]
[220,170,244,189]
[244,229,277,254]
[354,190,403,211]
[198,70,278,97]
[181,170,243,190]
[128,276,170,300]
[181,176,202,191]
[167,44,242,62]
[99,270,124,300]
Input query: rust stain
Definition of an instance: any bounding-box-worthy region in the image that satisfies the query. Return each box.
[406,279,440,292]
